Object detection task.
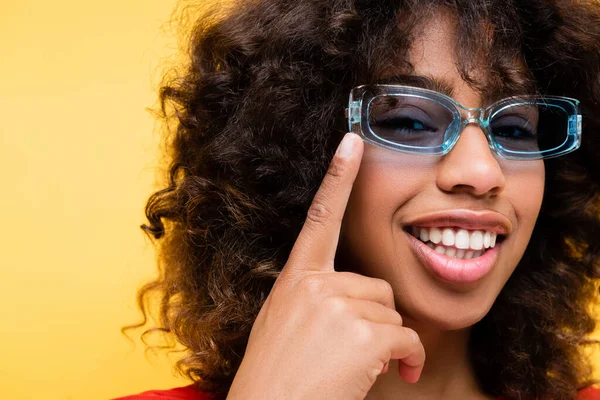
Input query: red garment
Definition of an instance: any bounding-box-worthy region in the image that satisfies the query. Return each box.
[111,384,213,400]
[112,384,600,400]
[578,387,600,400]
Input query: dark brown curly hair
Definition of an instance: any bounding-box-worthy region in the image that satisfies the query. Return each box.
[123,0,600,398]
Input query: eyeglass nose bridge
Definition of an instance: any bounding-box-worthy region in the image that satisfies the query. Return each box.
[449,107,497,154]
[456,107,492,133]
[460,107,485,125]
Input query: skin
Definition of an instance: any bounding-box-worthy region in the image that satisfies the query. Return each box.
[227,10,545,400]
[340,12,545,400]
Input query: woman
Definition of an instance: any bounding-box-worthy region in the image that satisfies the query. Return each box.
[116,0,600,398]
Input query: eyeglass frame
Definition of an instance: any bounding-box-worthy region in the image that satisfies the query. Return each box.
[345,84,583,161]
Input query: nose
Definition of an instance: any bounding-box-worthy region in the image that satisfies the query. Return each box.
[436,124,506,197]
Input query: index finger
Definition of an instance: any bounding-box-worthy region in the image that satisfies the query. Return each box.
[286,132,364,272]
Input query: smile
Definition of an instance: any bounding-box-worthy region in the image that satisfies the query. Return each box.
[407,226,505,260]
[403,226,507,284]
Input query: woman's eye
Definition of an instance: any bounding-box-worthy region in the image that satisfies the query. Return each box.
[493,125,537,140]
[372,116,436,132]
[491,114,538,141]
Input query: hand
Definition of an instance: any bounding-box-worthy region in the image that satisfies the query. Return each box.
[226,133,426,400]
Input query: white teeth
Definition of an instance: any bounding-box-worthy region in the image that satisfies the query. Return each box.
[455,229,470,249]
[442,228,454,246]
[419,228,429,242]
[429,228,442,244]
[483,231,491,248]
[410,226,501,251]
[469,231,484,250]
[428,244,485,259]
[433,245,446,255]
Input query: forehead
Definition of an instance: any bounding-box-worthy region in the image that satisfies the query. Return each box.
[377,9,535,105]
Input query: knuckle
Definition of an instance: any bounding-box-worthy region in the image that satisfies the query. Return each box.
[299,275,326,297]
[327,156,351,179]
[375,278,394,298]
[353,320,376,345]
[365,367,380,385]
[394,311,404,326]
[375,278,398,310]
[405,328,420,346]
[306,201,331,226]
[323,296,348,316]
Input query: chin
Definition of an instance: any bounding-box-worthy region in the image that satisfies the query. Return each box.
[392,279,497,332]
[411,308,489,331]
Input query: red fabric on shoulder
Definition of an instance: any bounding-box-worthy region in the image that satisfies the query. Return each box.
[114,384,600,400]
[111,384,216,400]
[578,386,600,400]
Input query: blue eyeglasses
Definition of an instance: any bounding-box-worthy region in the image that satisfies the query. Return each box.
[345,85,582,160]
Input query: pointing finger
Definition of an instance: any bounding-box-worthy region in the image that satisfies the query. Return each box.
[286,132,364,272]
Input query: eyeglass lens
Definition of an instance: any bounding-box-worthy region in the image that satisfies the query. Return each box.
[367,95,570,153]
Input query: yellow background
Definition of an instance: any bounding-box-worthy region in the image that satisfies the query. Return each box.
[1,1,599,400]
[0,0,188,398]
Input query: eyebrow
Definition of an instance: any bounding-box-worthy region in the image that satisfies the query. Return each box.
[376,74,455,98]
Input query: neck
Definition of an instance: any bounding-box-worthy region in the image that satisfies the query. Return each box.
[365,317,493,400]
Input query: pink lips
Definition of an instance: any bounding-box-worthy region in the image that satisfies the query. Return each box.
[405,231,501,284]
[405,209,512,235]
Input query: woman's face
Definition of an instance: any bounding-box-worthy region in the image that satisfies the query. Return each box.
[339,13,545,330]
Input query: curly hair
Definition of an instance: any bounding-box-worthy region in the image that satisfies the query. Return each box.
[123,0,600,398]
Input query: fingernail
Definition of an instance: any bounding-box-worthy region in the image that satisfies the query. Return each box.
[335,133,356,158]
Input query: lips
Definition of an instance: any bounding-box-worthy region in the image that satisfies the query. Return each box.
[406,231,501,284]
[402,209,510,285]
[404,209,512,235]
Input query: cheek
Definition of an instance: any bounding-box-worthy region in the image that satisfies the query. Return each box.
[351,147,438,201]
[502,159,545,227]
[339,148,434,269]
[345,148,434,222]
[499,159,545,275]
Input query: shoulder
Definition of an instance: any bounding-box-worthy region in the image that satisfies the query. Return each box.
[111,384,217,400]
[578,386,600,400]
